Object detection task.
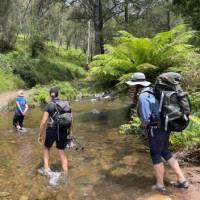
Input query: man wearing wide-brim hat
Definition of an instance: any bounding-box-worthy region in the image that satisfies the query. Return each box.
[13,90,29,131]
[126,72,188,192]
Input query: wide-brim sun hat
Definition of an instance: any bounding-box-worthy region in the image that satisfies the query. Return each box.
[126,72,151,87]
[18,90,24,96]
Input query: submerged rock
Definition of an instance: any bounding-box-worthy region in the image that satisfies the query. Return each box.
[90,109,101,114]
[0,192,10,197]
[91,98,97,102]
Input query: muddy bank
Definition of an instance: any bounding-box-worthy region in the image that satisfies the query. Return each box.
[175,149,200,166]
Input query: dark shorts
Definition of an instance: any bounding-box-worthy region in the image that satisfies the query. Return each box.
[44,128,68,150]
[148,127,172,165]
[13,113,24,127]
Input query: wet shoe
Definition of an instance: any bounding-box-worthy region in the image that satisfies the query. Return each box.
[48,172,62,186]
[170,180,189,188]
[19,127,27,133]
[48,172,67,186]
[37,167,52,176]
[66,140,76,149]
[152,184,166,192]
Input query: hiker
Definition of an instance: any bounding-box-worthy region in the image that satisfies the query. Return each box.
[37,88,72,177]
[126,72,189,192]
[13,90,29,131]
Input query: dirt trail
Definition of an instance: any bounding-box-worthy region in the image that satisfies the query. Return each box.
[0,90,32,110]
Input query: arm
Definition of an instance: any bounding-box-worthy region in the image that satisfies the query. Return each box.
[16,101,23,114]
[23,104,29,115]
[138,94,151,128]
[38,111,49,145]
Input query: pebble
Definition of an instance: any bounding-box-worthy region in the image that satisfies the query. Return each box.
[19,196,29,200]
[0,192,10,197]
[137,194,172,200]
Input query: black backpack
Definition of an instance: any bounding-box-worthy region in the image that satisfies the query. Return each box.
[50,100,72,128]
[154,72,191,132]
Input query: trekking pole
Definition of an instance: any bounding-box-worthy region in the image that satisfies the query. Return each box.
[72,136,84,151]
[70,112,84,151]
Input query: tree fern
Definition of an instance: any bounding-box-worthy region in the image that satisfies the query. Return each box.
[90,24,200,90]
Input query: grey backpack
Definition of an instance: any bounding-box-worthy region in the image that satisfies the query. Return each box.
[51,100,72,128]
[154,72,191,132]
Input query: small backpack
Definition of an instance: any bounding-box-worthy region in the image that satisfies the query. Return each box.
[51,100,72,128]
[154,72,191,132]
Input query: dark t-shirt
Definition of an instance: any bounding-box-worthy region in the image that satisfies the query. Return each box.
[44,100,57,118]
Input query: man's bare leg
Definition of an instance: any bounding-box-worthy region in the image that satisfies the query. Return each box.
[43,147,50,172]
[58,150,68,175]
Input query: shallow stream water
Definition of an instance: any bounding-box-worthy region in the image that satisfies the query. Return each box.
[0,100,188,200]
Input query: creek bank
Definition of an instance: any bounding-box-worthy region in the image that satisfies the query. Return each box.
[0,89,108,113]
[175,149,200,165]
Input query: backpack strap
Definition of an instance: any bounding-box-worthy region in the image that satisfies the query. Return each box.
[139,87,155,97]
[139,87,160,125]
[159,92,164,113]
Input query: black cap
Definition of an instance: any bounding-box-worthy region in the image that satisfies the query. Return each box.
[49,87,59,97]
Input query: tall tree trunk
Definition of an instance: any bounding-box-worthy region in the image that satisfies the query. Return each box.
[86,19,91,64]
[124,0,129,23]
[93,0,104,55]
[166,9,171,31]
[0,0,13,51]
[166,0,171,31]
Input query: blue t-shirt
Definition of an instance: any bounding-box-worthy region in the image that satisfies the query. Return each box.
[15,96,27,114]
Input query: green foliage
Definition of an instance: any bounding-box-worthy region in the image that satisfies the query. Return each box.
[90,25,200,90]
[182,70,200,92]
[173,0,200,30]
[170,115,200,150]
[32,81,78,104]
[190,92,200,115]
[29,30,46,57]
[0,38,87,88]
[119,111,140,135]
[46,43,87,66]
[54,81,78,100]
[0,68,24,92]
[32,87,48,104]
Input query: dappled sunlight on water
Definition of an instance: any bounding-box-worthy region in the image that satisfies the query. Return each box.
[0,100,185,199]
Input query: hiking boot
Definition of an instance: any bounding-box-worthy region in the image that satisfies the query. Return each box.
[37,167,52,176]
[152,184,166,192]
[170,180,189,188]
